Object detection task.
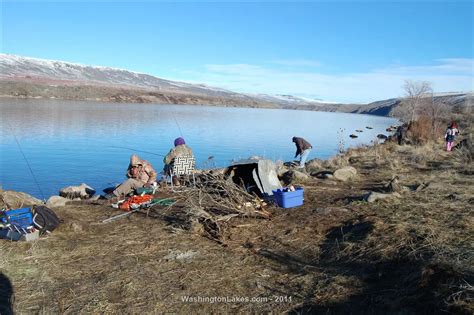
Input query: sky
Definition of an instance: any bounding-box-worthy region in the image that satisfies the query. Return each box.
[1,0,473,103]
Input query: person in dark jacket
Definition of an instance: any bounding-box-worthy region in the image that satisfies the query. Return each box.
[292,137,312,168]
[395,124,407,145]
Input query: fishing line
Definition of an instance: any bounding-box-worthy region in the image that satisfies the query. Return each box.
[6,124,46,201]
[108,146,165,157]
[171,113,184,138]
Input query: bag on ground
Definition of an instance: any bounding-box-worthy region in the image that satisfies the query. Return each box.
[32,206,61,233]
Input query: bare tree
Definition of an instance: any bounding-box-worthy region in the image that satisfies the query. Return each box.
[402,80,432,122]
[422,90,448,134]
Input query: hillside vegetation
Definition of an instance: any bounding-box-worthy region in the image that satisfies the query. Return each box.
[1,54,472,116]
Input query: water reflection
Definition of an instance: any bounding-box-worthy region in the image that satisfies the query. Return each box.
[0,98,397,198]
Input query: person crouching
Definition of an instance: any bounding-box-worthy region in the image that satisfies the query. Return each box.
[106,154,157,199]
[292,136,312,169]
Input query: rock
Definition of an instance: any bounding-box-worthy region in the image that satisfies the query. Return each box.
[46,196,69,207]
[420,182,445,191]
[311,170,334,179]
[59,183,95,200]
[385,176,401,193]
[365,191,400,203]
[163,250,199,262]
[0,190,42,208]
[282,170,310,184]
[333,166,357,181]
[275,160,290,177]
[305,158,323,173]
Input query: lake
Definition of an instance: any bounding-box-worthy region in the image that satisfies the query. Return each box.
[0,98,398,199]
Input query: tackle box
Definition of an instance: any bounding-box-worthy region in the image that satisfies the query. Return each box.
[0,207,34,229]
[272,187,304,208]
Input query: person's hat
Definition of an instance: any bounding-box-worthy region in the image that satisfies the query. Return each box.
[174,137,186,146]
[130,154,142,166]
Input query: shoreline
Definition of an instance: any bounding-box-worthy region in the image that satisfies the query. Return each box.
[1,133,472,313]
[0,79,394,117]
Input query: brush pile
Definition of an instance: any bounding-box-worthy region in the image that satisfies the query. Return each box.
[150,173,271,242]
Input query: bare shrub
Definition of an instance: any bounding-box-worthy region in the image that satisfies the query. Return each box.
[452,145,473,167]
[408,116,435,144]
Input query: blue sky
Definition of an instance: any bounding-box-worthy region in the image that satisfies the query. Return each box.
[1,0,473,103]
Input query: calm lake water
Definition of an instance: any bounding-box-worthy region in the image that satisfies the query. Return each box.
[0,98,398,199]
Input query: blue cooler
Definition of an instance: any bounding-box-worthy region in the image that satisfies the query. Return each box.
[0,208,34,229]
[272,187,304,208]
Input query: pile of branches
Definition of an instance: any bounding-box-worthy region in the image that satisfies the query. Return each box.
[172,173,270,242]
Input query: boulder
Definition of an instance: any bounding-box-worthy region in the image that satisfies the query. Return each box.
[305,158,323,173]
[333,166,357,181]
[275,160,290,177]
[59,183,95,200]
[365,191,401,203]
[311,170,334,179]
[282,170,310,184]
[46,196,69,207]
[0,190,42,208]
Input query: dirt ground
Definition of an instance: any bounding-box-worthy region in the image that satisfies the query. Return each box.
[1,140,473,314]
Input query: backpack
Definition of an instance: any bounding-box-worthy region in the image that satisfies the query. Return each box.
[32,206,61,234]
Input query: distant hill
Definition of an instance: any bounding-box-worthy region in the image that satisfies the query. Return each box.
[1,54,471,117]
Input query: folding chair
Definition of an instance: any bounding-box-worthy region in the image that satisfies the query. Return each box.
[170,156,196,191]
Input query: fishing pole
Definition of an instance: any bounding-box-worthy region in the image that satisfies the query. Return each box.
[5,123,46,201]
[172,114,184,138]
[108,146,166,157]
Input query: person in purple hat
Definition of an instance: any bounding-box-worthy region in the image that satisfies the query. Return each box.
[163,137,193,184]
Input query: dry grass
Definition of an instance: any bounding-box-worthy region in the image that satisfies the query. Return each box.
[1,118,473,313]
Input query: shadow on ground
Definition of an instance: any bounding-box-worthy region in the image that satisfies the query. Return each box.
[256,219,470,314]
[0,272,14,315]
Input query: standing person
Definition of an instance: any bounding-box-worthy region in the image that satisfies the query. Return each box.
[445,123,458,152]
[451,121,460,136]
[163,137,193,185]
[105,154,157,199]
[292,136,312,168]
[395,124,407,145]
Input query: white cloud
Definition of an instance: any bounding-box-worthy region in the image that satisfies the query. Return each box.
[172,58,473,103]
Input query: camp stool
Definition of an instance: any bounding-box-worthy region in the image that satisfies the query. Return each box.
[170,155,196,192]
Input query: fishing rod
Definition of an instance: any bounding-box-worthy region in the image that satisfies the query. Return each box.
[108,146,165,157]
[172,113,184,138]
[5,123,46,201]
